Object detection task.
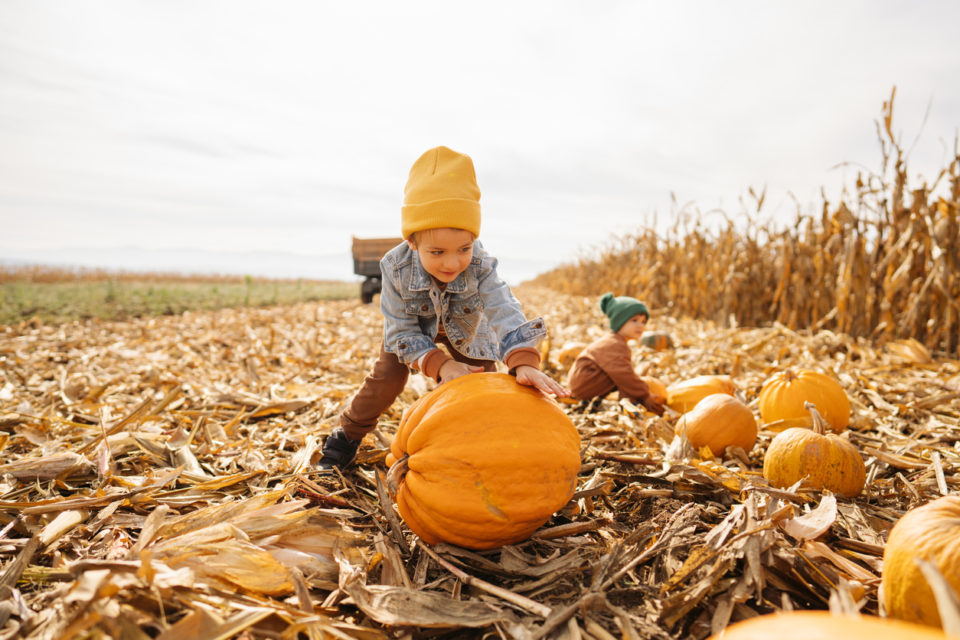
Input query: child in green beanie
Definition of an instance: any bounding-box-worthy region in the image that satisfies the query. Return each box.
[566,293,665,414]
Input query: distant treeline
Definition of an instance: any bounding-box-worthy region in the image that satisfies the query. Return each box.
[531,91,960,357]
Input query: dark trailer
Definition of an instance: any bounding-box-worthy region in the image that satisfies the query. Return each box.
[352,236,403,303]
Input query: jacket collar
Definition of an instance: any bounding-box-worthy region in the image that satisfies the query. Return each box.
[408,248,469,293]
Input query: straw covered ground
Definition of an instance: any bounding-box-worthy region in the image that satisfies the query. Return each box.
[1,285,959,639]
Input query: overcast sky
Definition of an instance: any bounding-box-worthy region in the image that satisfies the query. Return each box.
[1,1,958,283]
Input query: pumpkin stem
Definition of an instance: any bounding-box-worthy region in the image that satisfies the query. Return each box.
[804,401,827,435]
[385,453,410,497]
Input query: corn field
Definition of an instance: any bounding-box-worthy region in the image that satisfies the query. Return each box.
[531,94,960,357]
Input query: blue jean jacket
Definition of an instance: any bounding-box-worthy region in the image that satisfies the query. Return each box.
[379,241,546,365]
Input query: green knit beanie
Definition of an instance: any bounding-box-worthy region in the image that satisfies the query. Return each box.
[600,292,649,332]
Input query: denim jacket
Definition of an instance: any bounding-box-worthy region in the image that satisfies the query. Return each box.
[379,241,546,365]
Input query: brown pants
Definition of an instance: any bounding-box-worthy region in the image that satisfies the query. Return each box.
[339,336,496,440]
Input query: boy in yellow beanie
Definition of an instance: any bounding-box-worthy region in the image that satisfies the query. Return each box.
[566,293,665,415]
[319,146,569,470]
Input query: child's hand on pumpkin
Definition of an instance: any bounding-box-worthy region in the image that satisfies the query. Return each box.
[438,360,484,384]
[514,365,570,398]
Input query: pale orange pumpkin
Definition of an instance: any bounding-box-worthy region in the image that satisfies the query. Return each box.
[640,331,673,351]
[677,393,757,456]
[556,342,587,370]
[639,375,668,404]
[762,402,865,498]
[881,495,960,629]
[759,368,850,432]
[666,375,737,413]
[386,372,581,550]
[706,610,950,640]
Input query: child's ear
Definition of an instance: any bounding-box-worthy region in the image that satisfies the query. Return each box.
[406,238,417,251]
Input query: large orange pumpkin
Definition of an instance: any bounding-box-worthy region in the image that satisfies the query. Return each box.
[677,393,757,456]
[666,375,737,413]
[881,495,960,628]
[758,368,850,432]
[706,610,950,640]
[386,373,581,550]
[762,403,865,498]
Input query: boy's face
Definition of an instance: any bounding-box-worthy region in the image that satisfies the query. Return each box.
[408,228,475,283]
[617,313,648,340]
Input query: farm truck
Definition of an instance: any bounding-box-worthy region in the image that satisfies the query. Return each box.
[351,236,403,303]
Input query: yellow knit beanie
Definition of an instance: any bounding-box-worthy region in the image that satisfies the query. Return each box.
[401,146,481,240]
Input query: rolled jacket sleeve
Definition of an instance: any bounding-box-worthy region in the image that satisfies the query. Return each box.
[504,346,541,372]
[418,348,453,381]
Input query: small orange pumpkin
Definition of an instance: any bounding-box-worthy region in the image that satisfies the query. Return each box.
[762,402,865,498]
[759,368,850,432]
[386,373,581,550]
[556,342,587,370]
[706,610,950,640]
[640,331,673,351]
[639,375,668,404]
[881,495,960,628]
[677,393,757,456]
[666,375,737,413]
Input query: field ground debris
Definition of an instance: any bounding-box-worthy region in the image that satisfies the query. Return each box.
[1,286,959,639]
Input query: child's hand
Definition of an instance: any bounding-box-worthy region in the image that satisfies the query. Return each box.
[514,365,570,398]
[643,396,666,416]
[439,360,484,384]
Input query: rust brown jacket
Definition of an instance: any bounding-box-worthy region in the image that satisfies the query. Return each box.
[566,332,664,414]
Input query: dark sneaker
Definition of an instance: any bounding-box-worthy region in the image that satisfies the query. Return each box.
[317,428,361,471]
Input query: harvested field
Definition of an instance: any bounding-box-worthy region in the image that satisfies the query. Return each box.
[0,265,358,325]
[1,286,959,639]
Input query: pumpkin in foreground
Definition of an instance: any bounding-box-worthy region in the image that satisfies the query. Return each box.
[677,393,757,456]
[758,368,850,432]
[762,402,865,497]
[666,374,737,413]
[881,494,960,628]
[386,373,581,550]
[705,610,950,640]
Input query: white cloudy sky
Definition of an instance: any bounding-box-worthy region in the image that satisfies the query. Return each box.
[1,1,958,283]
